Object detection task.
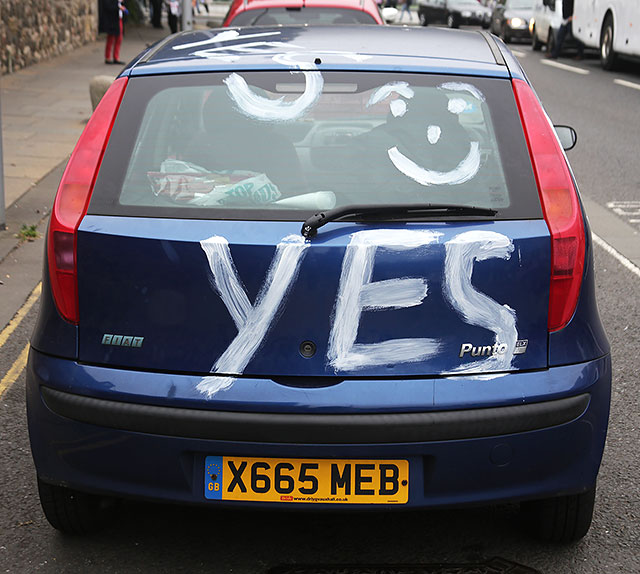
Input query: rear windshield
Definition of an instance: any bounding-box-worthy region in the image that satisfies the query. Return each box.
[229,7,379,26]
[91,71,541,220]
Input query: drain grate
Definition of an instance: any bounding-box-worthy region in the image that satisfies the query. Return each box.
[268,557,541,574]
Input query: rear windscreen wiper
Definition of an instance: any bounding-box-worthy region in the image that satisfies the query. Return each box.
[301,204,498,238]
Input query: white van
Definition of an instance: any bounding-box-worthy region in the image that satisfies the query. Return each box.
[529,0,568,53]
[573,1,640,69]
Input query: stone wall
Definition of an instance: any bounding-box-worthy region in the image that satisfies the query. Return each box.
[1,0,98,75]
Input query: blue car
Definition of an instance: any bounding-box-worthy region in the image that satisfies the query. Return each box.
[28,26,610,542]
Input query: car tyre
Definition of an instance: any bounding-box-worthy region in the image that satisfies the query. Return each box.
[37,478,118,535]
[600,15,617,70]
[447,13,459,29]
[520,486,596,543]
[532,27,543,51]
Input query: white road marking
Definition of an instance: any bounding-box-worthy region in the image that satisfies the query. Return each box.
[541,59,590,75]
[592,233,640,280]
[614,78,640,91]
[511,50,527,58]
[606,201,640,223]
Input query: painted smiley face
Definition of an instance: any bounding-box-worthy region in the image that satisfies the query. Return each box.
[208,35,485,188]
[369,81,485,187]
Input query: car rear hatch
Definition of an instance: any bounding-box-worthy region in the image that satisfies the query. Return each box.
[75,70,558,380]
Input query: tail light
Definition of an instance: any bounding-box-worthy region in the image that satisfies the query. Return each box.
[47,77,128,324]
[512,78,585,332]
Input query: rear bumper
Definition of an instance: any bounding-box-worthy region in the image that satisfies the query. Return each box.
[27,349,611,509]
[41,385,590,443]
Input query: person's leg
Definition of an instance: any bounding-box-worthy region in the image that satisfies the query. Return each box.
[105,35,115,62]
[551,23,568,58]
[568,22,584,59]
[113,20,123,63]
[151,0,162,27]
[168,12,177,33]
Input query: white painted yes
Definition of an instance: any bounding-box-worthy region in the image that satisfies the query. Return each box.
[198,234,309,397]
[444,230,518,373]
[328,229,442,371]
[197,229,520,397]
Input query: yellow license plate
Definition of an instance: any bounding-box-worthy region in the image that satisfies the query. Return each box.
[204,456,409,504]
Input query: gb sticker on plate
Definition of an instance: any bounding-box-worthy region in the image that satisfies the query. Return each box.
[205,456,223,500]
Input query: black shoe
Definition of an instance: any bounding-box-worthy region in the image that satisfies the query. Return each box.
[113,60,125,65]
[105,59,112,64]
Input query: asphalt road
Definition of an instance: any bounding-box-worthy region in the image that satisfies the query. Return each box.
[1,37,639,574]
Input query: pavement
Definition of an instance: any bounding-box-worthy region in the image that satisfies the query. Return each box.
[0,7,230,331]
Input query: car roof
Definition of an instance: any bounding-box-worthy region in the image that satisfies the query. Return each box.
[224,0,384,26]
[232,0,377,9]
[127,26,515,78]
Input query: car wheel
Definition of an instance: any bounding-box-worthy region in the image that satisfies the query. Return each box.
[419,11,427,26]
[532,27,543,51]
[447,13,458,28]
[37,478,118,534]
[520,486,596,543]
[600,15,617,70]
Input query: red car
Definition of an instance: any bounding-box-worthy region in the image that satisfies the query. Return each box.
[223,0,386,26]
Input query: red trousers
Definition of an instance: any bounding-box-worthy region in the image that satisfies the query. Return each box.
[105,19,123,61]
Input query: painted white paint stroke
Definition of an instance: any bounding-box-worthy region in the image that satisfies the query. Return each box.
[427,125,441,144]
[388,141,481,186]
[191,41,303,63]
[448,98,469,115]
[328,229,442,372]
[390,99,407,118]
[360,278,428,310]
[444,373,509,381]
[199,236,251,329]
[224,70,323,122]
[367,81,415,107]
[197,234,309,398]
[444,230,518,374]
[172,30,281,51]
[438,82,486,102]
[197,376,235,398]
